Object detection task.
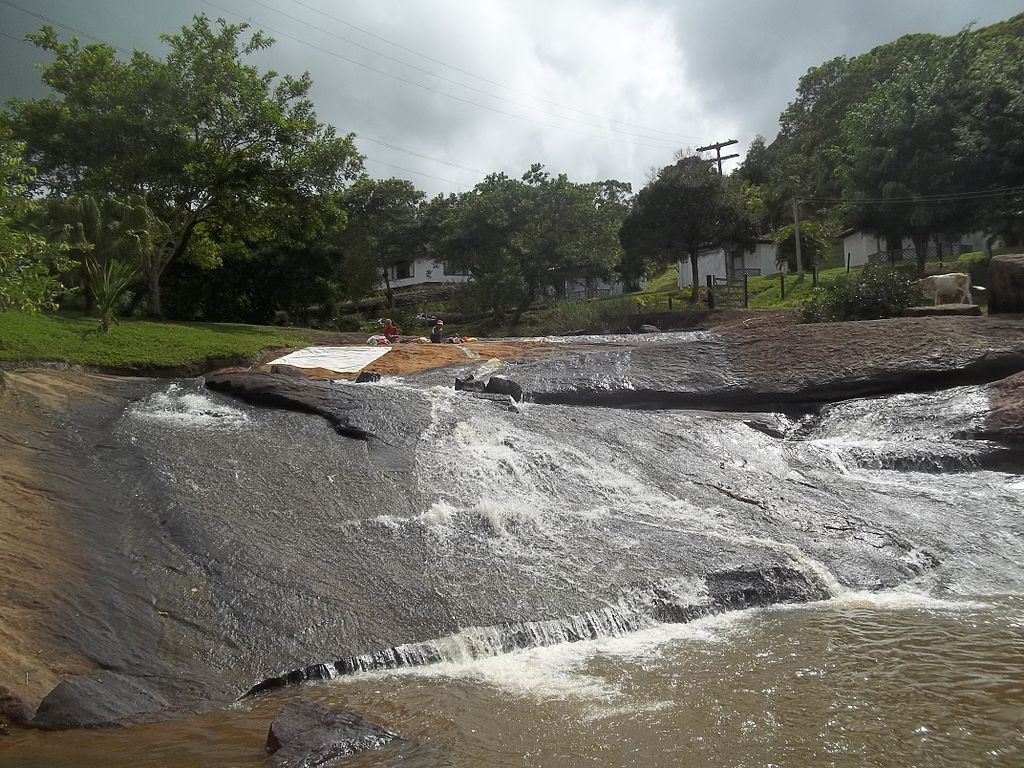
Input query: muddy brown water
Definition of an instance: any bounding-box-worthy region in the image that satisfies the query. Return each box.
[2,596,1021,767]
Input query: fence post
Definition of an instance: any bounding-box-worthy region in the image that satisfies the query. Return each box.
[706,274,713,310]
[812,266,818,288]
[780,271,785,300]
[847,253,851,273]
[743,274,749,308]
[668,295,672,311]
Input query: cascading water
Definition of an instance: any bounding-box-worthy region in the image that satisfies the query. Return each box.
[6,341,1021,767]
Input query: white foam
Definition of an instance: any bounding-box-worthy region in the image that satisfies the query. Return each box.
[378,610,747,702]
[128,384,249,428]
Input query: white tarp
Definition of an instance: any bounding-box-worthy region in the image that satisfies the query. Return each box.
[268,345,391,373]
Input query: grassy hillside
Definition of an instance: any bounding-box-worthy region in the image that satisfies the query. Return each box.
[0,312,311,370]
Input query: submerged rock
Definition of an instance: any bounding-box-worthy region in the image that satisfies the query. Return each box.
[265,698,399,767]
[31,672,169,730]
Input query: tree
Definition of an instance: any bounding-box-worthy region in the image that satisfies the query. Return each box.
[42,193,167,313]
[772,220,831,271]
[4,15,364,315]
[0,134,71,312]
[840,33,981,271]
[620,155,756,302]
[337,178,425,306]
[442,166,627,318]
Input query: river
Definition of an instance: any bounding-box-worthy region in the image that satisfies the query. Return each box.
[1,336,1022,766]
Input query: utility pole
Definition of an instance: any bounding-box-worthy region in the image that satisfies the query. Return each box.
[696,139,739,175]
[792,197,804,281]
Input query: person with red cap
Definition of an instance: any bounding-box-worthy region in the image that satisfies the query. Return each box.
[430,319,444,344]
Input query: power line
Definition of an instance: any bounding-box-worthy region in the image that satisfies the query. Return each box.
[1,1,489,183]
[201,0,685,151]
[291,0,710,143]
[0,0,131,54]
[356,136,484,175]
[250,0,707,146]
[799,186,1024,205]
[364,156,468,189]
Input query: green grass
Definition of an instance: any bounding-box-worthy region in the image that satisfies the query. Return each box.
[0,312,312,370]
[645,265,679,293]
[745,266,852,308]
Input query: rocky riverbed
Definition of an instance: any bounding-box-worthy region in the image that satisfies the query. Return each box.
[1,314,1023,738]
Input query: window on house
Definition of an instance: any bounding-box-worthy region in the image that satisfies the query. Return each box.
[443,261,470,276]
[393,261,413,280]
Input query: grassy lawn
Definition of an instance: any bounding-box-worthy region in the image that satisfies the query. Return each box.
[0,312,311,370]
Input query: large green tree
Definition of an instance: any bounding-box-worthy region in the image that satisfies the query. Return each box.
[3,15,364,315]
[841,34,981,271]
[442,166,627,317]
[620,156,756,302]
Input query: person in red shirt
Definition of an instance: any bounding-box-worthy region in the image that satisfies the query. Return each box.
[383,318,399,342]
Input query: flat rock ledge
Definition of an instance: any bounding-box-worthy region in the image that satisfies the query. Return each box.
[266,698,400,768]
[903,304,981,317]
[520,316,1024,409]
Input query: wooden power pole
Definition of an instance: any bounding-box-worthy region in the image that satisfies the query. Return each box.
[696,139,740,175]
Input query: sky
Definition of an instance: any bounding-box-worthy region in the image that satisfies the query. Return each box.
[1,0,1020,197]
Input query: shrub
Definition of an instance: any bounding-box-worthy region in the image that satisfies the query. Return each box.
[800,265,923,323]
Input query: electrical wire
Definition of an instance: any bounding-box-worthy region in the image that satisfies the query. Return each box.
[358,135,485,175]
[364,156,468,189]
[291,0,709,143]
[200,0,686,151]
[799,186,1024,205]
[250,0,707,146]
[0,0,131,54]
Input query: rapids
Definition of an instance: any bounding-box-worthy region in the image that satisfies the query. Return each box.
[2,334,1022,765]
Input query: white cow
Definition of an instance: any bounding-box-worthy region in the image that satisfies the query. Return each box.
[915,272,984,305]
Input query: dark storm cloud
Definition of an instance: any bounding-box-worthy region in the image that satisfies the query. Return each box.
[1,0,1020,195]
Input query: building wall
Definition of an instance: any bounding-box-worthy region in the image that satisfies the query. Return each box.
[677,249,728,288]
[386,258,472,289]
[564,276,648,300]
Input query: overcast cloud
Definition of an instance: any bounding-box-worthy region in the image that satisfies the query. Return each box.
[1,0,1019,196]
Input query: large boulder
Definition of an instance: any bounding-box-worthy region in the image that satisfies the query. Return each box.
[265,698,400,767]
[519,316,1024,408]
[205,371,373,439]
[31,672,169,730]
[988,254,1024,314]
[980,370,1024,442]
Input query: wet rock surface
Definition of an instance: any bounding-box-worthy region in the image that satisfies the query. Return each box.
[265,698,399,768]
[982,370,1024,441]
[5,317,1024,732]
[205,371,375,439]
[31,672,169,730]
[520,316,1024,408]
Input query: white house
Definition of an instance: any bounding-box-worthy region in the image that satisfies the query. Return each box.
[840,231,989,268]
[384,257,472,289]
[677,239,781,288]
